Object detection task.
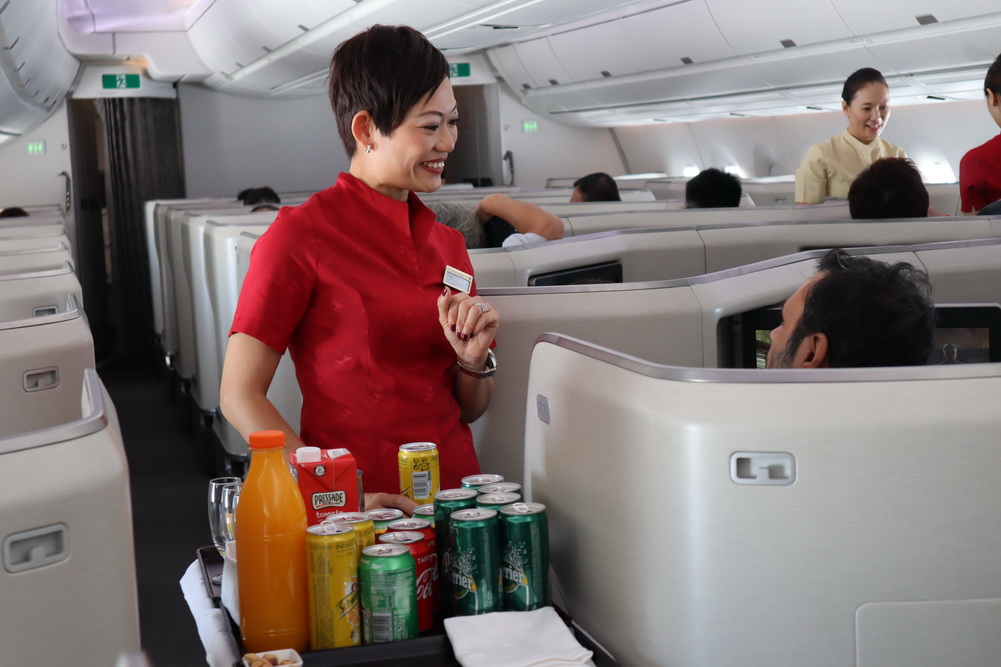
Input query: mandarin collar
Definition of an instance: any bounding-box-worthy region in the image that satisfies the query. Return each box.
[335,172,436,249]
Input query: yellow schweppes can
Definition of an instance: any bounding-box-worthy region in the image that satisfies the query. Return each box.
[306,523,360,650]
[398,442,440,503]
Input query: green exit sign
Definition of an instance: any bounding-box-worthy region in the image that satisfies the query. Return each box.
[102,73,141,90]
[449,63,471,78]
[27,141,45,156]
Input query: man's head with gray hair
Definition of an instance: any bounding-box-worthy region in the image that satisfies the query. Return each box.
[426,200,485,249]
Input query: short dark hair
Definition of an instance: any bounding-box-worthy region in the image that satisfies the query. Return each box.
[985,52,1001,97]
[685,168,742,208]
[785,249,934,368]
[572,172,620,202]
[842,67,888,104]
[328,25,449,158]
[848,157,929,219]
[0,207,29,218]
[243,186,281,207]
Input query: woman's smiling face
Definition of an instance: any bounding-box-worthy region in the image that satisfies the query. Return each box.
[843,82,890,145]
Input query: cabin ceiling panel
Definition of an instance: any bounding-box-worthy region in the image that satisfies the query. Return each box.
[488,45,536,92]
[615,1,735,71]
[480,0,638,26]
[831,0,1001,36]
[704,0,853,55]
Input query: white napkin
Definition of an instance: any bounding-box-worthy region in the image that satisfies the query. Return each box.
[444,607,595,667]
[179,560,241,667]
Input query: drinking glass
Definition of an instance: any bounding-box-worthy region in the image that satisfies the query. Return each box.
[208,476,241,556]
[220,483,241,544]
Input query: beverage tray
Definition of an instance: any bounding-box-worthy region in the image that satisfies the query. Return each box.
[196,546,616,666]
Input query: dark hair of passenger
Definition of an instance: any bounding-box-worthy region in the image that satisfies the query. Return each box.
[841,67,889,104]
[327,25,449,158]
[787,249,934,368]
[243,186,281,207]
[985,52,1001,96]
[848,157,929,219]
[572,172,621,202]
[684,168,742,208]
[0,206,29,218]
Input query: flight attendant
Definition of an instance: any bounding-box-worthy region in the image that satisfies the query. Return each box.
[959,53,1001,213]
[221,25,499,511]
[795,68,906,204]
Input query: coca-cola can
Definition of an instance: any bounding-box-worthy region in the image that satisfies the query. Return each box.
[378,530,437,632]
[387,518,437,555]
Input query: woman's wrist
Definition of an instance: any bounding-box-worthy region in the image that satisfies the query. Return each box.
[456,349,496,378]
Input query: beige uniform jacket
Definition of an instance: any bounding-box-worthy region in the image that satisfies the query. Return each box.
[795,129,907,204]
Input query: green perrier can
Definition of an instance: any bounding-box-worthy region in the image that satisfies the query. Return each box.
[359,544,418,643]
[499,502,550,611]
[434,487,479,615]
[449,508,501,615]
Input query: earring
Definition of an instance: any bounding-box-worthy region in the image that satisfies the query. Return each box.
[364,144,373,154]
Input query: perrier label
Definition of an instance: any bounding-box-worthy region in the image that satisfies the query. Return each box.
[449,508,500,615]
[499,502,550,610]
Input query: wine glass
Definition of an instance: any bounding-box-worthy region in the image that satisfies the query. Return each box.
[208,476,241,556]
[220,483,241,544]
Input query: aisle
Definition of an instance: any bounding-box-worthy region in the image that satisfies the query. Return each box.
[100,360,212,667]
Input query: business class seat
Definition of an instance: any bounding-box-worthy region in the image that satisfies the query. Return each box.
[524,334,1001,667]
[1,369,140,665]
[0,266,83,322]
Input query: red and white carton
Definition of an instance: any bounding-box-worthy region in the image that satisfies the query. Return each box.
[291,446,359,526]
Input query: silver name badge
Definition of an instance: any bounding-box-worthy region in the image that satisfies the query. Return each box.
[443,265,473,294]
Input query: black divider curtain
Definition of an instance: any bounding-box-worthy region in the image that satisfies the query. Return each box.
[97,97,185,361]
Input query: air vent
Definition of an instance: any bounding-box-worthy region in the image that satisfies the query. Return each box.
[298,24,308,32]
[262,46,272,53]
[780,39,797,48]
[8,36,19,49]
[915,14,938,25]
[548,78,559,86]
[729,112,746,117]
[926,95,945,101]
[521,83,531,91]
[653,119,668,122]
[680,57,694,65]
[600,70,612,78]
[806,106,823,111]
[483,24,519,30]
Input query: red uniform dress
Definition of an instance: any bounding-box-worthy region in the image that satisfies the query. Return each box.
[959,134,1001,213]
[231,172,481,492]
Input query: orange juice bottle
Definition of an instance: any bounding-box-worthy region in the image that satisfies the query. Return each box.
[236,430,310,652]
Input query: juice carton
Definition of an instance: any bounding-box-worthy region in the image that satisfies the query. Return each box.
[291,447,359,526]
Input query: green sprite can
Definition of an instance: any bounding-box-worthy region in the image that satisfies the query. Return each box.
[477,482,522,496]
[359,544,418,643]
[434,488,479,615]
[499,502,550,611]
[413,503,436,526]
[449,508,501,615]
[460,474,504,490]
[476,492,522,510]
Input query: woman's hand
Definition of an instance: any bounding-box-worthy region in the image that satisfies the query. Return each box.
[437,287,500,369]
[364,492,419,516]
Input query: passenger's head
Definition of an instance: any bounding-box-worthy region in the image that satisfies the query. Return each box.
[766,249,934,369]
[328,25,456,199]
[842,67,890,144]
[243,186,281,207]
[0,207,29,218]
[684,168,742,208]
[984,52,1001,129]
[848,157,929,219]
[426,200,485,249]
[942,343,959,364]
[570,173,620,202]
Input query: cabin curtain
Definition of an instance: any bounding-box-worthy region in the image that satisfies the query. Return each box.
[97,97,185,361]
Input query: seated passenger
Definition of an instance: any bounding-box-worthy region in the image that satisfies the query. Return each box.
[847,157,929,219]
[959,53,1001,214]
[242,186,281,209]
[570,172,621,202]
[795,68,906,204]
[767,248,934,369]
[684,168,742,208]
[0,207,29,217]
[428,194,564,248]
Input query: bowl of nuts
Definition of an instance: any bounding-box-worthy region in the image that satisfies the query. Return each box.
[242,649,302,666]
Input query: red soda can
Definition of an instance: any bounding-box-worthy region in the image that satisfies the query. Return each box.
[378,531,436,632]
[387,518,436,555]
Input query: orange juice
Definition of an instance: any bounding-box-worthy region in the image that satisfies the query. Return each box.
[236,430,310,652]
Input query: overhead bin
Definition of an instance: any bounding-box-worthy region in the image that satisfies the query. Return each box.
[832,0,1001,36]
[864,13,1001,74]
[613,1,736,72]
[705,0,854,55]
[512,39,574,89]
